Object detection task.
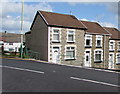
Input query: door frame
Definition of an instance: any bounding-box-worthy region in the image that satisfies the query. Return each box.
[52,45,61,64]
[84,49,91,67]
[109,53,114,69]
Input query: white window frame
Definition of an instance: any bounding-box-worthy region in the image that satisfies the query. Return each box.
[67,29,75,43]
[116,53,120,64]
[94,49,103,62]
[85,34,92,47]
[109,40,115,51]
[65,45,76,60]
[52,28,61,42]
[117,41,120,51]
[96,35,103,47]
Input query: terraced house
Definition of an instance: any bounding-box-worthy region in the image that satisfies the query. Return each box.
[25,10,120,70]
[25,10,87,66]
[81,21,111,69]
[104,27,120,70]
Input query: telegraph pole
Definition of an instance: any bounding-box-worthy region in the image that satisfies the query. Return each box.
[20,0,24,58]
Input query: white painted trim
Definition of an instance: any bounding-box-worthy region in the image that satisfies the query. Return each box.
[96,35,103,47]
[52,27,61,42]
[117,41,120,51]
[94,49,103,61]
[48,27,50,62]
[66,29,75,43]
[52,45,62,64]
[109,53,115,69]
[85,34,92,47]
[64,45,76,60]
[84,49,91,67]
[116,53,120,64]
[109,40,115,51]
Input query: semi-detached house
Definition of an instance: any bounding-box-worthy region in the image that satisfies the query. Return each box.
[25,10,87,66]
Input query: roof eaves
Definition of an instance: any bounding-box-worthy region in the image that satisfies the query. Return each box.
[48,24,87,30]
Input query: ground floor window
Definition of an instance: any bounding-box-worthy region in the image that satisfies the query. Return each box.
[116,54,120,64]
[94,50,102,62]
[66,47,75,59]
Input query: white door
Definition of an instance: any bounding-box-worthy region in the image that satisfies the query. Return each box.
[52,47,60,63]
[109,54,114,69]
[85,51,91,67]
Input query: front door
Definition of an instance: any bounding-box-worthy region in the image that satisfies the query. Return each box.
[85,51,91,67]
[109,54,114,69]
[52,47,60,63]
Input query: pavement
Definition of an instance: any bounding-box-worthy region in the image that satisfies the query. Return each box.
[1,58,120,92]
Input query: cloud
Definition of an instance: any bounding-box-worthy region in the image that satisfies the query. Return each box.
[1,2,53,33]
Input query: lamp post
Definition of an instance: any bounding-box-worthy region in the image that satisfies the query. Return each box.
[20,0,24,58]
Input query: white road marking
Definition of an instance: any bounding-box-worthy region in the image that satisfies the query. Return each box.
[2,65,44,74]
[70,76,120,88]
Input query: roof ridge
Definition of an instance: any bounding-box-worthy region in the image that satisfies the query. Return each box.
[39,10,75,17]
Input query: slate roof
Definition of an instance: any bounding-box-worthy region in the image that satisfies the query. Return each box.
[81,20,110,35]
[0,32,25,43]
[31,10,87,30]
[104,27,120,39]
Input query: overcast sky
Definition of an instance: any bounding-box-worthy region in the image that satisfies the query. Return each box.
[1,0,119,33]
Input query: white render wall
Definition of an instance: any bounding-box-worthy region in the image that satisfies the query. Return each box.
[4,42,21,52]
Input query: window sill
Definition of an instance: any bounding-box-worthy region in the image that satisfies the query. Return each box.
[96,46,102,48]
[65,58,76,61]
[52,41,60,43]
[116,63,120,65]
[67,41,75,43]
[85,46,92,48]
[94,61,102,63]
[109,50,114,52]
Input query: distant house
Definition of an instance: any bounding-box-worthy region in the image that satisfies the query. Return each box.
[104,27,120,70]
[81,21,111,68]
[25,10,87,65]
[0,32,24,53]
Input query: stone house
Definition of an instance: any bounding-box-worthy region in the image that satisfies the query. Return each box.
[25,10,87,66]
[104,27,120,70]
[81,21,111,69]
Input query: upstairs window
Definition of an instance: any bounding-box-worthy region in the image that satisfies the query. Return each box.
[96,35,102,47]
[109,40,115,50]
[85,35,92,47]
[118,41,120,50]
[9,43,13,45]
[66,47,75,59]
[52,29,60,42]
[67,31,75,42]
